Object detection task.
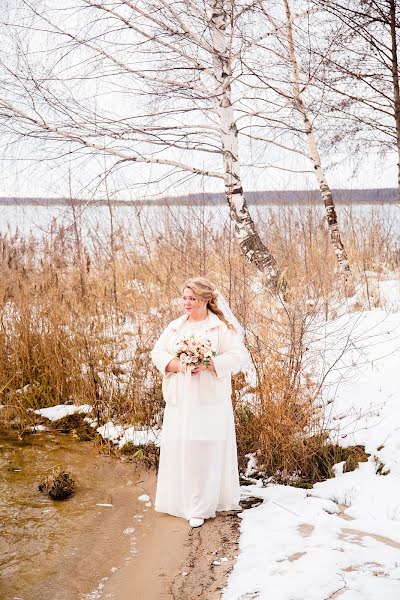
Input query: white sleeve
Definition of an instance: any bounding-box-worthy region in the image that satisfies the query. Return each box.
[212,327,242,379]
[150,326,176,375]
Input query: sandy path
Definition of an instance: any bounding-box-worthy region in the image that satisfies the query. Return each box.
[101,471,241,600]
[170,511,240,600]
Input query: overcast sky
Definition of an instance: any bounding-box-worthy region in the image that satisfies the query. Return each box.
[0,0,395,200]
[0,143,395,200]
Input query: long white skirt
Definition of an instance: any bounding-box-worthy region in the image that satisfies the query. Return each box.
[154,372,241,520]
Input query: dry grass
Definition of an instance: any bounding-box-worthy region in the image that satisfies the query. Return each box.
[48,413,97,440]
[1,201,399,481]
[38,466,75,500]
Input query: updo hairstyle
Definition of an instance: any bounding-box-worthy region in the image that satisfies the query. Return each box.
[182,276,235,331]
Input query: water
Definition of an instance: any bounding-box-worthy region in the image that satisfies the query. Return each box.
[0,429,150,600]
[1,201,399,245]
[0,202,228,242]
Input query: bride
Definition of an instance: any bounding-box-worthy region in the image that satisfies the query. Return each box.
[150,276,243,528]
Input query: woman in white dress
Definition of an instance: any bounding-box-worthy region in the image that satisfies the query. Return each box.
[150,277,242,528]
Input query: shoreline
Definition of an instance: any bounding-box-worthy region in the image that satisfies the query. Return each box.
[1,430,241,600]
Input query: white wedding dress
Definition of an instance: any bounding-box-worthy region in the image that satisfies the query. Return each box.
[151,311,241,520]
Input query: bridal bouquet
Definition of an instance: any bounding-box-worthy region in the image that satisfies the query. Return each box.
[176,335,216,369]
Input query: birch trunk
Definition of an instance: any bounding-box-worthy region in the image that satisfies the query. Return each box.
[209,0,284,293]
[283,0,350,274]
[389,0,400,201]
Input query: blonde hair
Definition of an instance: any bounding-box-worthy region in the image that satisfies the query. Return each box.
[182,276,235,331]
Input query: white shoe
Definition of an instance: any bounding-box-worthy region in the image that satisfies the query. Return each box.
[189,517,204,528]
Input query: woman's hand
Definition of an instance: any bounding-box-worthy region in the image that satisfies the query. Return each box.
[166,358,216,375]
[165,358,185,374]
[191,359,216,375]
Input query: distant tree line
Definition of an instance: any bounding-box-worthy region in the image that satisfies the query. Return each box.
[0,188,397,207]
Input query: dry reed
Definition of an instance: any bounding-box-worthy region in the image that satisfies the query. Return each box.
[1,200,399,481]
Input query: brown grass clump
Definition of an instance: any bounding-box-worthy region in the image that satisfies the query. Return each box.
[236,377,370,486]
[38,466,75,500]
[48,414,96,440]
[120,441,160,470]
[235,355,319,485]
[298,438,369,487]
[234,294,371,486]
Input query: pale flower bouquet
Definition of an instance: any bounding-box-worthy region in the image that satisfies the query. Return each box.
[176,335,216,370]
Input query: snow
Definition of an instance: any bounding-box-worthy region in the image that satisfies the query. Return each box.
[314,309,400,477]
[34,403,92,421]
[213,557,229,566]
[123,527,135,535]
[224,279,400,600]
[33,403,159,449]
[225,484,400,600]
[95,421,160,449]
[244,451,261,478]
[377,279,400,311]
[30,424,48,431]
[138,494,150,502]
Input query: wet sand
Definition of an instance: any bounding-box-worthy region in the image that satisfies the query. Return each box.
[1,431,240,600]
[1,431,159,600]
[101,469,241,600]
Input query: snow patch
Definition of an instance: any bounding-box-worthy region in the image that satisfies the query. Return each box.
[96,421,160,448]
[34,404,92,421]
[138,494,150,502]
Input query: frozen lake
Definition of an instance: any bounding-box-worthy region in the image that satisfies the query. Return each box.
[1,202,229,241]
[1,201,400,243]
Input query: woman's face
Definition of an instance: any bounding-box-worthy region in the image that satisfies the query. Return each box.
[182,287,207,317]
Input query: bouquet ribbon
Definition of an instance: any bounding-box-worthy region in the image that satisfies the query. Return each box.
[184,364,193,403]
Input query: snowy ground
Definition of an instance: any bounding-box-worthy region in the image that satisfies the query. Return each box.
[224,283,400,600]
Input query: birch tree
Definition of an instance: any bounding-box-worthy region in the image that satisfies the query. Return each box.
[311,0,400,198]
[208,0,282,283]
[282,0,350,273]
[0,0,283,292]
[232,0,351,274]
